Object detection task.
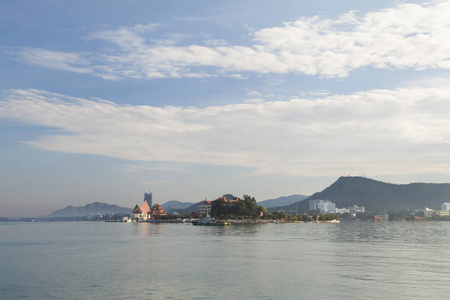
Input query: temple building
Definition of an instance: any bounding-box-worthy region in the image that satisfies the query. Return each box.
[132,198,152,221]
[149,203,167,220]
[131,192,167,221]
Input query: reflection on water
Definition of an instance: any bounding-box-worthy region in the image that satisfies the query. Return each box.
[1,221,450,299]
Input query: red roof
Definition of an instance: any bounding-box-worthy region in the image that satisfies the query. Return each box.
[150,203,166,215]
[140,200,151,213]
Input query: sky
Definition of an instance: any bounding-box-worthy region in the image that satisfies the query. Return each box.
[2,0,450,217]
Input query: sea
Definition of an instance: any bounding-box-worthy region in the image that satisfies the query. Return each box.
[1,221,450,299]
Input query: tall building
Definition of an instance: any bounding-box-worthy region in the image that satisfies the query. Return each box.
[144,191,153,208]
[309,199,336,213]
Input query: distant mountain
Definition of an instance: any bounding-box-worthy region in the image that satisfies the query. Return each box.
[174,201,203,215]
[282,176,450,213]
[162,200,194,213]
[259,194,309,208]
[47,202,132,217]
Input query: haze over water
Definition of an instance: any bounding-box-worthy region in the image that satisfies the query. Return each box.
[1,221,450,299]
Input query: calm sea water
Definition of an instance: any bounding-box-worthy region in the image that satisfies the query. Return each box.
[1,221,450,299]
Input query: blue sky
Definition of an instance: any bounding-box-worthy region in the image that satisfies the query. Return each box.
[2,0,450,217]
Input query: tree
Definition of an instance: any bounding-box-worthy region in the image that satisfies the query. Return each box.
[288,215,298,222]
[211,198,227,217]
[271,211,287,220]
[243,195,258,216]
[258,206,268,217]
[318,214,339,221]
[235,201,247,216]
[209,194,267,219]
[297,214,310,221]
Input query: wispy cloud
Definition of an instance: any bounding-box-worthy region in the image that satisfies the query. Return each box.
[17,48,93,74]
[10,1,450,80]
[84,23,159,49]
[122,163,195,173]
[2,87,450,176]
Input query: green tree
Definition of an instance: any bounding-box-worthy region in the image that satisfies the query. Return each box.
[318,214,339,221]
[235,201,247,216]
[258,206,268,217]
[243,195,258,216]
[211,198,227,217]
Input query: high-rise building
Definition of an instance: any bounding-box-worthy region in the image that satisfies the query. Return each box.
[309,199,335,213]
[144,191,153,208]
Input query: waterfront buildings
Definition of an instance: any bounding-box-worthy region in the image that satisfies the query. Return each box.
[371,212,389,221]
[309,200,364,216]
[131,192,166,221]
[197,196,240,215]
[423,202,450,218]
[435,210,450,217]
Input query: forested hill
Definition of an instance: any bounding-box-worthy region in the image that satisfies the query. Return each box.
[286,176,450,213]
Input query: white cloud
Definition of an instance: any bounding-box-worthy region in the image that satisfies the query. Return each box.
[11,1,450,79]
[2,87,450,176]
[18,48,93,74]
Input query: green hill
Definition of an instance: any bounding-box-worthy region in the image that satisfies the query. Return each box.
[283,176,450,213]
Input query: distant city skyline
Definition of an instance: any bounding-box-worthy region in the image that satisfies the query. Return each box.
[2,0,450,217]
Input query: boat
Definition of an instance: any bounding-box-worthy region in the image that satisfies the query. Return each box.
[191,216,229,226]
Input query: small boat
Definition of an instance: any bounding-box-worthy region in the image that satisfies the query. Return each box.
[192,216,229,226]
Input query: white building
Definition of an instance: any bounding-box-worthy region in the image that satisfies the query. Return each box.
[435,210,450,217]
[309,200,336,213]
[198,200,212,215]
[349,205,365,214]
[335,208,349,214]
[430,203,450,218]
[441,203,450,211]
[131,199,151,221]
[309,200,365,215]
